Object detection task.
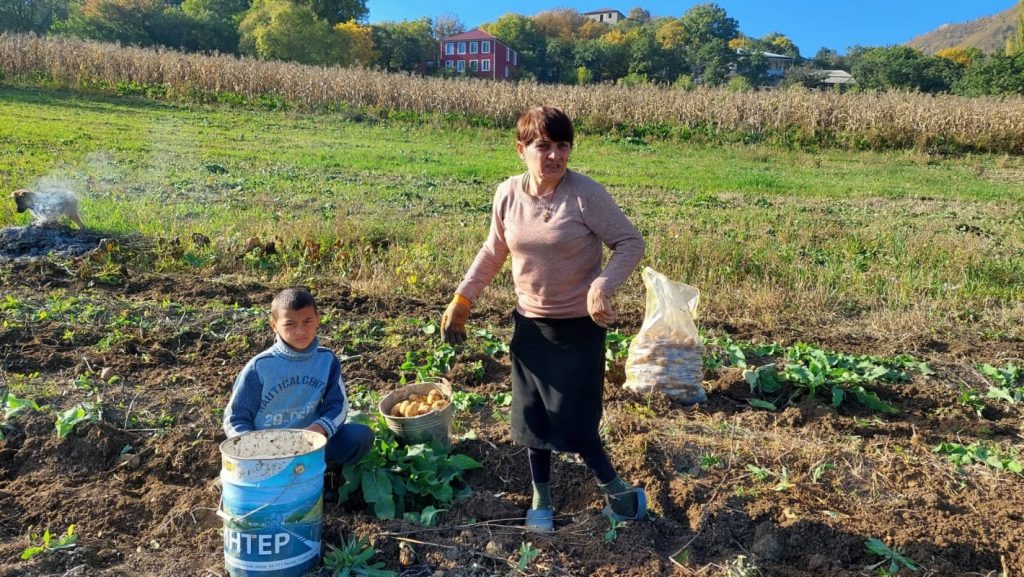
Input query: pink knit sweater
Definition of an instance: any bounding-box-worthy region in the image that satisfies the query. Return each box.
[456,170,645,319]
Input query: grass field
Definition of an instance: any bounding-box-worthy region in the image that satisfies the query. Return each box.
[2,85,1021,342]
[2,85,1024,577]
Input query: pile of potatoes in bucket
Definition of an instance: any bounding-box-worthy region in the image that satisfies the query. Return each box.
[390,388,449,418]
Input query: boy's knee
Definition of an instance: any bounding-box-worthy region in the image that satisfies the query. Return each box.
[351,424,374,454]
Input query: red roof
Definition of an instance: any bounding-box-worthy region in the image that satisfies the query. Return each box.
[443,29,499,42]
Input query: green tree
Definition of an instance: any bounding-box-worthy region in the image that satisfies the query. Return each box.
[482,13,546,78]
[761,32,799,57]
[299,0,365,25]
[432,13,464,43]
[0,0,72,33]
[372,17,434,72]
[181,0,251,53]
[849,45,960,93]
[56,0,168,46]
[238,0,341,64]
[953,52,1024,95]
[677,3,739,85]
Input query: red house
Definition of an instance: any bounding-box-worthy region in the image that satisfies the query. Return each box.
[440,29,518,80]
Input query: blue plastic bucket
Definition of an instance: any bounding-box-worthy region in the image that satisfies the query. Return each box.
[219,429,327,577]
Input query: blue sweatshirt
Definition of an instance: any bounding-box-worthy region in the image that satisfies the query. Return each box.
[223,336,349,439]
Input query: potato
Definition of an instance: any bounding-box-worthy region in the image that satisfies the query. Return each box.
[417,402,431,415]
[431,400,448,410]
[426,390,440,403]
[392,400,409,417]
[409,394,423,403]
[401,402,419,418]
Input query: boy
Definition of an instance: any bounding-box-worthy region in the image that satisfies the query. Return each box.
[223,287,373,469]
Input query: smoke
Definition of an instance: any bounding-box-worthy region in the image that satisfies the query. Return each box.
[23,177,80,226]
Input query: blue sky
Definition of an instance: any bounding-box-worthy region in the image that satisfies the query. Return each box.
[365,0,1017,56]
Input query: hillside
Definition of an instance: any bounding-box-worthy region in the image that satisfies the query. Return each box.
[907,2,1020,54]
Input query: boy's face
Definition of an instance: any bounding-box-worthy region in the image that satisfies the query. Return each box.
[270,305,319,351]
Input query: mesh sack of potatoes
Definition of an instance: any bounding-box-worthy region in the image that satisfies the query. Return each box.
[623,267,707,404]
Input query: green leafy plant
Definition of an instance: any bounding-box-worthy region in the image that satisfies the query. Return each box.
[338,417,482,521]
[864,538,919,574]
[934,441,1023,474]
[21,525,78,561]
[55,403,101,438]
[724,554,760,577]
[811,461,835,483]
[3,390,42,440]
[473,328,509,358]
[720,337,930,414]
[510,542,540,577]
[978,363,1023,404]
[604,517,620,542]
[490,392,512,407]
[451,391,486,412]
[322,535,397,577]
[956,385,986,416]
[399,344,455,384]
[605,329,632,370]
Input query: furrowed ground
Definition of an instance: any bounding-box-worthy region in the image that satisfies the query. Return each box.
[0,86,1022,577]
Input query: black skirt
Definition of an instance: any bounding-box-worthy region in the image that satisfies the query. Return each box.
[509,311,606,453]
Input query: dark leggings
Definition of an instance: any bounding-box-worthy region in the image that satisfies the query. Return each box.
[528,446,616,485]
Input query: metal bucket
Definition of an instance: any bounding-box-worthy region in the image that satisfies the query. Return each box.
[219,429,326,577]
[379,381,453,448]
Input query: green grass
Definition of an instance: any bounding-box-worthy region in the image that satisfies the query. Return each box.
[1,86,1022,339]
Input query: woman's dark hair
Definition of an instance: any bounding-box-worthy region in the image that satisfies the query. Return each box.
[271,287,317,318]
[516,106,574,147]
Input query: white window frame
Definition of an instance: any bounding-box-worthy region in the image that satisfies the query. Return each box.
[469,41,479,54]
[445,43,454,55]
[470,59,478,71]
[506,47,510,60]
[457,60,465,72]
[504,65,509,78]
[513,52,517,65]
[445,60,454,68]
[481,59,491,72]
[482,41,491,54]
[457,42,466,55]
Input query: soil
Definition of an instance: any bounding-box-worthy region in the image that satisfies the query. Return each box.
[0,247,1022,577]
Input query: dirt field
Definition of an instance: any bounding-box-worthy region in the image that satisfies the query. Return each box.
[1,241,1022,577]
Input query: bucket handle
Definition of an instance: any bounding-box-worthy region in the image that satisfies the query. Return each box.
[217,463,311,523]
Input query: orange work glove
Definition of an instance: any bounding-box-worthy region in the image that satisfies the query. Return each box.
[587,285,617,328]
[441,294,472,345]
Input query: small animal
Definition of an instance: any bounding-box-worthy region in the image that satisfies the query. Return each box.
[11,189,86,229]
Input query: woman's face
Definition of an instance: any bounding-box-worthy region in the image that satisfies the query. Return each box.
[517,137,572,183]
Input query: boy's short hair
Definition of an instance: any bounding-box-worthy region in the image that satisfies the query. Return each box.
[270,287,318,318]
[516,106,574,147]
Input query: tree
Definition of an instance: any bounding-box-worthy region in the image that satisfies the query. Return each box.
[299,0,365,25]
[848,46,961,93]
[811,47,844,69]
[761,32,798,57]
[181,0,251,53]
[372,17,434,72]
[935,46,982,67]
[335,19,377,66]
[533,8,584,42]
[627,7,651,24]
[0,0,72,34]
[953,52,1024,95]
[678,3,738,45]
[55,0,169,46]
[432,13,464,43]
[238,0,341,65]
[482,13,546,77]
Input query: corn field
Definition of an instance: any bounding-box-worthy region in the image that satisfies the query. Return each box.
[2,33,1024,153]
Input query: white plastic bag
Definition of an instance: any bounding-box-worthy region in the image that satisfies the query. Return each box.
[623,267,706,404]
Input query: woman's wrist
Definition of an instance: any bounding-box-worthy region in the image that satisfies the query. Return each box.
[453,294,472,307]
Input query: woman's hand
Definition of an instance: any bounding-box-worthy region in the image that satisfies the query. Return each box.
[306,423,326,437]
[441,295,472,344]
[587,286,617,328]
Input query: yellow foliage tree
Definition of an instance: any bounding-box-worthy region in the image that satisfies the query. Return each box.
[935,46,974,66]
[334,19,378,66]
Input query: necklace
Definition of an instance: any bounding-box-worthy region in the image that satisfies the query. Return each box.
[524,173,558,222]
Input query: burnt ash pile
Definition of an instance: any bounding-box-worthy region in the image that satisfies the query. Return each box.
[0,226,108,260]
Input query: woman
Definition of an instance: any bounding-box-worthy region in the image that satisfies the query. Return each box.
[440,106,646,533]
